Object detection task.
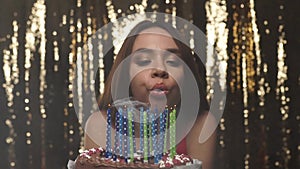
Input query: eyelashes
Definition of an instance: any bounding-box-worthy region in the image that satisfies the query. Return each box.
[136,59,151,66]
[166,59,180,67]
[132,52,182,68]
[133,58,181,67]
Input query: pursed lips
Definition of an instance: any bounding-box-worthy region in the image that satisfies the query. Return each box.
[149,83,169,95]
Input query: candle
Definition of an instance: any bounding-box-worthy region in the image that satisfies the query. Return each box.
[150,112,154,156]
[132,120,137,154]
[128,108,134,161]
[123,108,128,160]
[170,107,176,158]
[163,107,168,154]
[105,105,112,158]
[118,107,123,156]
[153,109,159,163]
[158,108,165,160]
[132,108,136,154]
[149,114,153,156]
[151,112,155,158]
[114,108,120,159]
[139,107,144,153]
[147,109,151,158]
[143,110,148,162]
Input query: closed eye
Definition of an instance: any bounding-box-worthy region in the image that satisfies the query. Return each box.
[131,50,153,66]
[166,59,180,67]
[136,59,151,66]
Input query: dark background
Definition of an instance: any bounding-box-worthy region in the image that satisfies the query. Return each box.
[0,0,299,169]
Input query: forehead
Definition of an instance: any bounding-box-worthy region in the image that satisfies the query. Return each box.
[138,27,173,38]
[132,27,178,52]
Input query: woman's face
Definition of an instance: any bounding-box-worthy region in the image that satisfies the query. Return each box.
[129,27,184,106]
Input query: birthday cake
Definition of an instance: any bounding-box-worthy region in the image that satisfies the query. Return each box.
[70,105,201,169]
[74,147,202,169]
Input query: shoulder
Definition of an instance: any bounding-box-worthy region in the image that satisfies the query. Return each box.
[85,111,106,127]
[84,111,107,147]
[85,110,108,133]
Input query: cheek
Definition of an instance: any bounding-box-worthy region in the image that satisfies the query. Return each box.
[130,74,149,102]
[129,78,139,98]
[130,72,148,92]
[130,68,151,83]
[130,76,139,92]
[168,67,185,85]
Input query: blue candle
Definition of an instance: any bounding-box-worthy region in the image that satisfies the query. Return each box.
[118,107,123,156]
[149,115,152,156]
[123,108,128,160]
[131,109,136,155]
[139,107,144,153]
[106,105,112,158]
[163,107,168,154]
[114,108,120,159]
[148,109,152,158]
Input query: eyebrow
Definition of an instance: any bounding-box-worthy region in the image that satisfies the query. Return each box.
[133,48,181,55]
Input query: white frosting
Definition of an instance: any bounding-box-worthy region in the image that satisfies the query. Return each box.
[82,154,91,159]
[158,161,166,168]
[90,148,96,153]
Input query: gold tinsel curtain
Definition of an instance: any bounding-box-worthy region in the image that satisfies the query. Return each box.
[0,0,299,169]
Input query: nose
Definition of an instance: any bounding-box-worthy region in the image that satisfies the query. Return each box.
[151,68,169,78]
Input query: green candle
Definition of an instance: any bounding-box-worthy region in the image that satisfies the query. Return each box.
[143,111,148,162]
[170,108,176,158]
[128,109,134,161]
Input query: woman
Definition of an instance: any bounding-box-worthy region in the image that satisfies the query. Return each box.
[84,20,217,169]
